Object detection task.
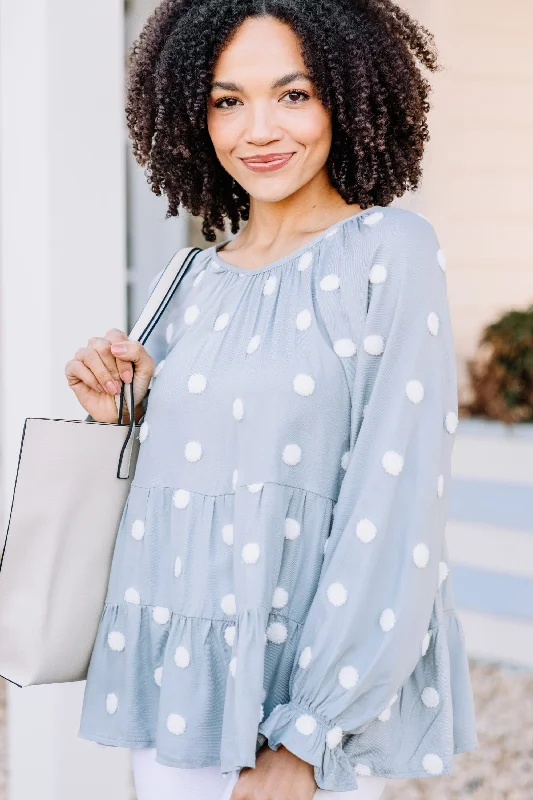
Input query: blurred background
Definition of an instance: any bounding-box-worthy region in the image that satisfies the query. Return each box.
[0,0,531,798]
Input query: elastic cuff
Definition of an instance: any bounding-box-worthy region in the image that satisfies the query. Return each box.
[257,701,357,792]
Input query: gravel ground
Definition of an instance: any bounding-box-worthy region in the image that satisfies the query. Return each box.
[0,661,532,800]
[384,661,533,800]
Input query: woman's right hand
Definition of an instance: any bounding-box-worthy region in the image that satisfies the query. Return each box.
[65,328,155,423]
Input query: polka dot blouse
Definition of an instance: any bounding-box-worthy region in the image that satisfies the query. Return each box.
[78,206,478,791]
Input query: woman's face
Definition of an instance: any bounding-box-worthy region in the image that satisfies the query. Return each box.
[207,16,332,204]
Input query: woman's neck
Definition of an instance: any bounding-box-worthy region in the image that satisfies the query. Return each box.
[218,170,361,269]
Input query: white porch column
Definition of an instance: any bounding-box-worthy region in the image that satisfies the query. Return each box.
[0,2,133,799]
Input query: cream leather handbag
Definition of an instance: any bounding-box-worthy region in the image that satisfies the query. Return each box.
[0,246,200,687]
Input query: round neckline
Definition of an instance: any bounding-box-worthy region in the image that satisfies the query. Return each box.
[208,205,381,276]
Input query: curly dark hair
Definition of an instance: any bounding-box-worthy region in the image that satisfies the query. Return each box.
[126,0,439,242]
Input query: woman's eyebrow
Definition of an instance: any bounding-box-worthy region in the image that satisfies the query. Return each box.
[210,72,312,92]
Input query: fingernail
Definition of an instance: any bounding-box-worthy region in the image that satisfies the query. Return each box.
[114,381,122,393]
[111,343,127,354]
[106,381,117,394]
[122,371,132,384]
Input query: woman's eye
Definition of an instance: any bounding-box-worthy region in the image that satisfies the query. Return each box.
[213,97,241,109]
[282,90,311,104]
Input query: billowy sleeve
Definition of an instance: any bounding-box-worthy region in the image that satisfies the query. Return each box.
[258,213,458,791]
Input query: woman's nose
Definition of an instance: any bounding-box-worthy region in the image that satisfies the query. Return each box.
[244,103,282,145]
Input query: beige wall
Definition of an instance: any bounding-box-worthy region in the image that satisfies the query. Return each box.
[401,0,533,398]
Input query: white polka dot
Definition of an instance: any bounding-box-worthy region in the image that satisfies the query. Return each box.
[327,726,343,749]
[188,373,207,394]
[214,312,230,332]
[246,334,261,354]
[296,309,312,331]
[364,335,385,356]
[438,561,449,586]
[263,275,277,296]
[174,646,190,668]
[285,518,301,539]
[293,374,315,396]
[165,323,174,344]
[298,251,313,271]
[295,715,317,735]
[416,212,431,222]
[247,482,264,493]
[413,543,430,568]
[222,524,234,546]
[174,556,182,578]
[389,693,399,707]
[173,489,190,509]
[154,666,163,687]
[327,582,348,606]
[124,587,140,605]
[445,411,458,434]
[323,536,330,554]
[242,542,260,564]
[167,714,186,735]
[422,754,444,775]
[224,625,236,647]
[153,606,170,625]
[334,339,357,357]
[379,608,396,632]
[299,646,312,669]
[340,451,350,470]
[232,470,239,491]
[221,594,236,615]
[272,587,288,609]
[326,227,339,238]
[106,693,119,714]
[427,312,440,336]
[437,250,446,272]
[356,519,377,543]
[355,764,372,777]
[266,621,288,644]
[378,707,392,722]
[421,687,440,708]
[369,264,387,284]
[422,631,431,656]
[320,274,340,291]
[363,211,384,226]
[437,474,444,498]
[108,631,125,652]
[382,451,404,476]
[131,520,145,540]
[338,665,359,689]
[184,304,200,325]
[232,398,244,420]
[153,359,165,377]
[229,657,237,677]
[282,444,301,465]
[406,380,424,404]
[184,441,202,462]
[259,704,264,722]
[139,421,149,443]
[210,258,223,272]
[193,268,206,287]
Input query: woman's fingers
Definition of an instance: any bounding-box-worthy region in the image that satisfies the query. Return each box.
[109,340,154,376]
[105,328,134,383]
[65,359,104,394]
[74,346,122,395]
[88,336,122,386]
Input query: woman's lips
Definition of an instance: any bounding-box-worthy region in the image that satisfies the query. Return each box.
[240,152,295,173]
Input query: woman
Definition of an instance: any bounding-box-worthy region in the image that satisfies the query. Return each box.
[66,1,478,798]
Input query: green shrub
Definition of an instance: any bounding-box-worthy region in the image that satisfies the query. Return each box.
[461,305,533,423]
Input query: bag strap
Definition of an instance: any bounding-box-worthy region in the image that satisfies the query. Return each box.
[116,245,201,479]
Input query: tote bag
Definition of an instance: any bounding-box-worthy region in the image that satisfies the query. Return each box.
[0,245,201,687]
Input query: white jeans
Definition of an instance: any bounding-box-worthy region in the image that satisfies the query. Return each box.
[131,747,387,800]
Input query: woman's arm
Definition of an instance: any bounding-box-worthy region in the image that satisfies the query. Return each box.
[257,213,457,791]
